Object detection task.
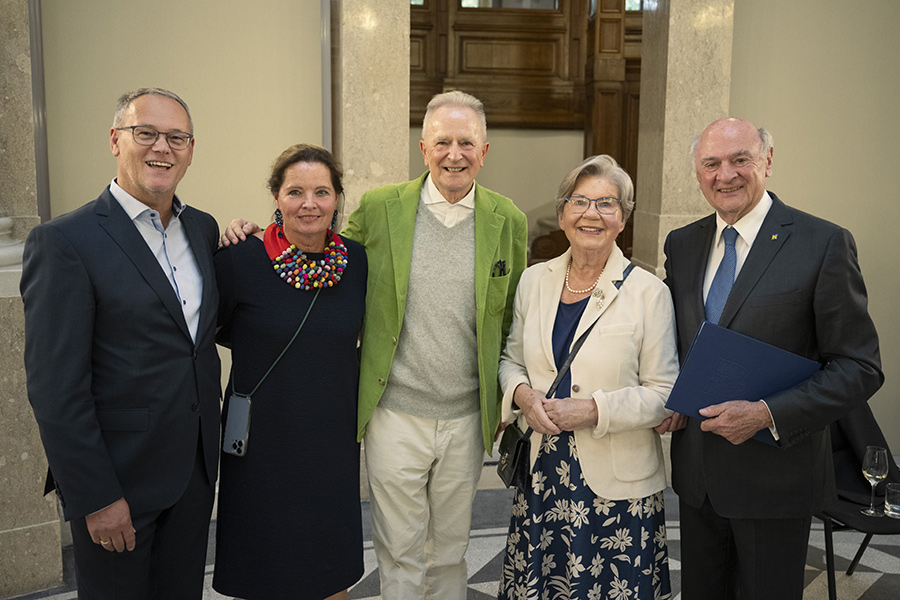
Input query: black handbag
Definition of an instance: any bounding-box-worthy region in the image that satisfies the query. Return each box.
[497,420,532,491]
[496,264,634,492]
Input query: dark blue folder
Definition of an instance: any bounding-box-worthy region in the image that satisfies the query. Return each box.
[665,321,821,446]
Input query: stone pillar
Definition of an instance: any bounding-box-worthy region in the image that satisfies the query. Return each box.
[0,0,65,596]
[330,0,409,501]
[331,0,410,222]
[631,0,735,276]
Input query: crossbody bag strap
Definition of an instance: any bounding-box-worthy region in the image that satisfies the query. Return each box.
[233,287,321,398]
[522,261,635,435]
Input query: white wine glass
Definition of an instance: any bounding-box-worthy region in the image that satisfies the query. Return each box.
[861,445,889,517]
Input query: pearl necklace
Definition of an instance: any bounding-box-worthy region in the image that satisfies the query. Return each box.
[565,259,603,294]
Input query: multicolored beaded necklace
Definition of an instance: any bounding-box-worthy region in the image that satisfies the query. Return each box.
[263,223,348,290]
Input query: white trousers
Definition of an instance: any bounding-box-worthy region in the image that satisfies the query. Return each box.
[365,406,484,600]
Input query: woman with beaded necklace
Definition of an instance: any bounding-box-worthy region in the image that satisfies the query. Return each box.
[497,155,678,600]
[212,144,366,600]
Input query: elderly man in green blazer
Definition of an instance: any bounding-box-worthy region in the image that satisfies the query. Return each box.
[343,91,526,599]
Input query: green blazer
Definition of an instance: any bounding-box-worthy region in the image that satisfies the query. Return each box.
[343,172,527,452]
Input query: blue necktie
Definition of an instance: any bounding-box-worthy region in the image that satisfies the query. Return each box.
[705,226,738,324]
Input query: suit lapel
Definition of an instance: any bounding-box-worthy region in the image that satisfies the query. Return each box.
[474,184,504,333]
[539,251,568,368]
[180,208,215,343]
[719,194,792,327]
[96,189,192,341]
[680,215,716,331]
[573,245,627,341]
[539,246,628,364]
[386,176,422,323]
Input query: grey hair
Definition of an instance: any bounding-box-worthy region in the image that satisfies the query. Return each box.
[690,123,774,164]
[113,88,193,133]
[555,155,635,222]
[422,90,487,143]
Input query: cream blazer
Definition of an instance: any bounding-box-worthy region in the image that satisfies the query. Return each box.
[499,245,679,500]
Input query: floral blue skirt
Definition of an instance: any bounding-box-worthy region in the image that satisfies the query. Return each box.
[498,431,671,600]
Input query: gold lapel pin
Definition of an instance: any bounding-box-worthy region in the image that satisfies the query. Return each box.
[771,234,778,240]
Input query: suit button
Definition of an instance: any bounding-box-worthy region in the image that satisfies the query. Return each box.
[378,378,386,386]
[191,402,200,412]
[571,384,580,393]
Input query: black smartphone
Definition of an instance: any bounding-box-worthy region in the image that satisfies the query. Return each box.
[222,394,251,457]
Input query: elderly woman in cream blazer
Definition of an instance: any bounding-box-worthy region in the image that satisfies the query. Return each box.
[497,155,679,600]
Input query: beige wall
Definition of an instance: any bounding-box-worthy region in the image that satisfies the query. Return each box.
[41,0,326,412]
[730,1,900,449]
[409,126,585,215]
[42,0,324,232]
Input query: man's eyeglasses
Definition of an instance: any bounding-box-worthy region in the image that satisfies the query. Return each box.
[564,195,621,215]
[116,126,193,150]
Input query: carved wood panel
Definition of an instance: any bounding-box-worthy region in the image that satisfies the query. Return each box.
[410,0,586,128]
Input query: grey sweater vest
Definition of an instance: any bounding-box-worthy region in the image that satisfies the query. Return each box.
[378,200,480,419]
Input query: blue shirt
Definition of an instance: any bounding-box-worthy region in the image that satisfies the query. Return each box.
[109,179,203,342]
[550,297,589,398]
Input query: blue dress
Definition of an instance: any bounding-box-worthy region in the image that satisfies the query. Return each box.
[498,297,672,600]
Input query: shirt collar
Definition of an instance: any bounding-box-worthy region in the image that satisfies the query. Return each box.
[110,178,185,221]
[423,173,476,209]
[714,191,772,246]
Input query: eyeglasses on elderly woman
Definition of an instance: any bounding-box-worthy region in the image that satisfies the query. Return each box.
[563,195,621,215]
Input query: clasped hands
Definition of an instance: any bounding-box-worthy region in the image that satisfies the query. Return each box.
[513,383,598,435]
[654,399,774,445]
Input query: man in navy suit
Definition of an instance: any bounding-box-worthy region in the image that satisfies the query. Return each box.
[658,117,882,600]
[21,88,220,599]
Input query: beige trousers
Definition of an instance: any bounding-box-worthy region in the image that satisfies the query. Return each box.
[365,406,484,600]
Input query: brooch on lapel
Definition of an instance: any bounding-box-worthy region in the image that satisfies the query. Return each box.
[592,288,605,310]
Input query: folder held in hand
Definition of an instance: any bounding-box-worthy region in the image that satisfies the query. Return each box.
[665,321,821,445]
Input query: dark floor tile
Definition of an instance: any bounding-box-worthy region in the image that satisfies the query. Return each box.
[469,547,507,584]
[859,574,900,600]
[348,570,381,599]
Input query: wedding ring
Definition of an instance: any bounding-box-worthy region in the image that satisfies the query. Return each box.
[100,540,111,546]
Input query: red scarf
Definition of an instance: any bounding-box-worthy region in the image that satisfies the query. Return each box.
[263,223,343,259]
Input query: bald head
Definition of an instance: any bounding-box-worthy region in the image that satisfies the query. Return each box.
[693,117,774,225]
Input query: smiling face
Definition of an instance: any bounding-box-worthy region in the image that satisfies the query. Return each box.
[110,94,194,209]
[419,105,489,203]
[275,161,338,251]
[558,176,626,258]
[695,118,773,225]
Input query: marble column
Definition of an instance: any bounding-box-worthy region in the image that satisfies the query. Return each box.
[631,0,735,276]
[330,0,409,501]
[331,0,410,222]
[0,0,64,596]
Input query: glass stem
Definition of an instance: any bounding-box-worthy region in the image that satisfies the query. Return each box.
[870,482,877,512]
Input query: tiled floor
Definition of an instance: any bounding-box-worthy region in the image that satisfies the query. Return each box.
[16,489,900,600]
[10,472,900,600]
[339,487,900,600]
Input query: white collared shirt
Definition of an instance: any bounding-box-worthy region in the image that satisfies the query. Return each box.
[421,173,476,227]
[701,190,779,438]
[702,191,773,303]
[110,179,203,342]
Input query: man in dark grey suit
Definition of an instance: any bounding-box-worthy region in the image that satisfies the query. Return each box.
[659,117,883,600]
[21,88,220,599]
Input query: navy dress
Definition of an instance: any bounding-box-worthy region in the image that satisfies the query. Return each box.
[213,235,366,600]
[499,297,671,600]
